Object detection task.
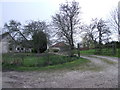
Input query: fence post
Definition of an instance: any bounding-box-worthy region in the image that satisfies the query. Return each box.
[112,43,116,55]
[77,43,80,57]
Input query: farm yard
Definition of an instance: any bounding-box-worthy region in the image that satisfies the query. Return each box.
[1,0,120,89]
[2,44,119,88]
[2,40,119,88]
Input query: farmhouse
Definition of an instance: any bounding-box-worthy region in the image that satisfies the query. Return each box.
[0,32,31,53]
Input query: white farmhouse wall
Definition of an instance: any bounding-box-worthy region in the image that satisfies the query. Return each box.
[0,35,11,53]
[0,33,32,53]
[1,41,9,53]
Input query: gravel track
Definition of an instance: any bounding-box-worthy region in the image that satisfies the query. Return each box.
[2,55,118,88]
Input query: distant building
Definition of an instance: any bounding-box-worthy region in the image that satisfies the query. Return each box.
[0,32,31,53]
[50,41,70,52]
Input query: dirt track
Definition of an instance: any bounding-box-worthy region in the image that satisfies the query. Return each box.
[2,55,118,88]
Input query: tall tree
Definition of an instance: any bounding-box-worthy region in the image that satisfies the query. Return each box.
[52,1,81,51]
[23,20,48,39]
[95,19,111,45]
[4,20,29,47]
[81,23,97,48]
[4,20,21,38]
[32,31,47,53]
[109,7,120,40]
[23,20,49,53]
[82,18,111,48]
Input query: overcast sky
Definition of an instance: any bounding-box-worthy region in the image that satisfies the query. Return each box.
[0,0,119,42]
[0,0,119,25]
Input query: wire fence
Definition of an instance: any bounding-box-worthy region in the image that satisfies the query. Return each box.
[95,43,116,55]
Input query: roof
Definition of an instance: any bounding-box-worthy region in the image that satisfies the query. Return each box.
[51,41,68,47]
[0,32,9,41]
[0,32,9,39]
[0,32,16,42]
[0,32,32,48]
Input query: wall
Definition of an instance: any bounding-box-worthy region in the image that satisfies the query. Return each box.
[0,35,13,53]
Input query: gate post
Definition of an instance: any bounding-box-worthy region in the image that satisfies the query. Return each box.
[112,43,116,55]
[77,43,80,57]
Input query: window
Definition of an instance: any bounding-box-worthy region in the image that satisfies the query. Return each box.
[17,47,19,50]
[21,48,23,50]
[9,48,12,51]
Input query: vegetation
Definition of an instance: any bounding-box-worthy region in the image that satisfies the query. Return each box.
[32,31,47,53]
[81,18,111,49]
[78,48,120,57]
[4,20,49,53]
[2,53,91,71]
[3,57,91,71]
[52,1,81,56]
[79,49,95,55]
[109,7,119,35]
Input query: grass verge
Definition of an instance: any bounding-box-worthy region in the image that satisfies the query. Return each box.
[75,48,120,58]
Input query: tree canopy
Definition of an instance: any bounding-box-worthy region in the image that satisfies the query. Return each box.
[32,31,47,53]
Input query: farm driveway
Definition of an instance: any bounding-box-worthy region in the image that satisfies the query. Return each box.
[2,55,118,88]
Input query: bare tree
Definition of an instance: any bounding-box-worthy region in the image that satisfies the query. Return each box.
[82,18,111,48]
[4,20,21,37]
[95,19,111,45]
[23,20,48,39]
[109,7,120,37]
[4,20,28,42]
[81,23,97,48]
[52,1,81,52]
[23,20,50,50]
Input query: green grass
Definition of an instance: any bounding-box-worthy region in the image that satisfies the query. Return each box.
[2,53,94,71]
[8,58,102,72]
[80,49,95,55]
[75,48,120,58]
[16,57,91,71]
[2,53,108,72]
[2,53,92,71]
[2,53,76,66]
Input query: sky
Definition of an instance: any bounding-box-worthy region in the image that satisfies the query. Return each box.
[0,0,119,25]
[0,0,119,42]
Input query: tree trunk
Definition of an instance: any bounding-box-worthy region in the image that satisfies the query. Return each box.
[70,17,74,50]
[69,17,74,56]
[98,28,102,54]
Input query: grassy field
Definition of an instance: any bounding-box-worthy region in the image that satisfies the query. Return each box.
[78,48,120,57]
[2,53,91,71]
